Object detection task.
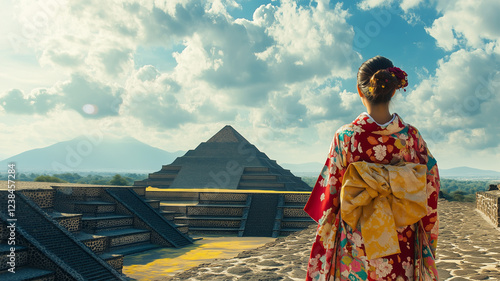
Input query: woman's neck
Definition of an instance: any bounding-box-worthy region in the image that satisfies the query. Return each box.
[365,103,392,125]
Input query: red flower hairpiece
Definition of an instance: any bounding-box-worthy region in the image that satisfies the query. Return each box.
[387,67,408,91]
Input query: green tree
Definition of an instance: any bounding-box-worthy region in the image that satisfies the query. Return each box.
[54,173,82,183]
[34,175,67,183]
[109,174,128,186]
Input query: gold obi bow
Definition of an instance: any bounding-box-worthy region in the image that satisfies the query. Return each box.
[340,161,428,260]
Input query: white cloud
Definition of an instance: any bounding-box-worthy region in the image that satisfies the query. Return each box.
[14,0,500,171]
[400,0,424,12]
[426,0,500,51]
[357,0,394,11]
[0,73,125,118]
[399,47,500,150]
[3,0,361,123]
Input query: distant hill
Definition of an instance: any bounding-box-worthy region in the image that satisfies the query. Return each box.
[282,162,323,177]
[1,136,184,173]
[439,166,500,179]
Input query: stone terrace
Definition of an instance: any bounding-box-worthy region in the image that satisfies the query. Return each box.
[164,200,500,281]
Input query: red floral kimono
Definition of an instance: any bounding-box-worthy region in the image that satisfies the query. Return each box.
[304,113,440,281]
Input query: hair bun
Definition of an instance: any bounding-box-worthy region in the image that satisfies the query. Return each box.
[369,69,398,93]
[357,56,407,105]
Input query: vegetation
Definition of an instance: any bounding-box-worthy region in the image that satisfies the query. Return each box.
[109,174,128,186]
[1,172,147,186]
[302,177,317,188]
[302,176,492,202]
[34,175,67,183]
[439,178,490,202]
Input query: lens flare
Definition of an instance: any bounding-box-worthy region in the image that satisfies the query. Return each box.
[82,104,98,115]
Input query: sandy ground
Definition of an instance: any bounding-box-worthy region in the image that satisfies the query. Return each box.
[122,236,275,280]
[123,200,500,281]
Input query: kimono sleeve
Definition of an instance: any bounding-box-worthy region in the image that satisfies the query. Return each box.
[304,130,346,223]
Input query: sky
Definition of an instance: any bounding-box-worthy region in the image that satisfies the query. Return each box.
[1,0,499,172]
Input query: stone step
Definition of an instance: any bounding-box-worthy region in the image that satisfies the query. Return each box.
[21,190,56,209]
[188,227,240,235]
[175,223,189,234]
[49,212,82,232]
[283,206,310,218]
[281,218,315,229]
[198,193,248,204]
[0,267,55,281]
[175,216,242,228]
[160,210,178,220]
[75,232,108,254]
[148,191,199,201]
[240,174,278,181]
[283,194,310,204]
[99,253,124,273]
[160,201,198,214]
[73,201,116,214]
[107,242,162,256]
[95,228,151,248]
[132,187,146,196]
[238,182,285,188]
[0,244,29,271]
[81,214,134,233]
[161,165,182,171]
[187,204,246,217]
[145,199,160,209]
[243,167,269,173]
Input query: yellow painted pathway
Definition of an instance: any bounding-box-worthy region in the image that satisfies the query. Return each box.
[122,235,275,280]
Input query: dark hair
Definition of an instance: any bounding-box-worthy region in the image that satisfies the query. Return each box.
[357,56,400,105]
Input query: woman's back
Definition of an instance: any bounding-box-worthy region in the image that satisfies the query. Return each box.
[304,56,439,281]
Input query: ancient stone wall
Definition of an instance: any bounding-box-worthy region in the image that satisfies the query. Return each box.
[476,190,500,227]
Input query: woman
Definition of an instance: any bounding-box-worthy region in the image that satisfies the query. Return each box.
[304,56,440,281]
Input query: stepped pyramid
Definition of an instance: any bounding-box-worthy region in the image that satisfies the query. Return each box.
[134,125,311,191]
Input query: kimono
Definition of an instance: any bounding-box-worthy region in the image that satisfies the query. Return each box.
[304,113,440,281]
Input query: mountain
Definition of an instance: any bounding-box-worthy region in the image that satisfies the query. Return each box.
[439,166,500,179]
[1,136,184,173]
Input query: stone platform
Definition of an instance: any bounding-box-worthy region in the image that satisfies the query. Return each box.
[158,200,500,281]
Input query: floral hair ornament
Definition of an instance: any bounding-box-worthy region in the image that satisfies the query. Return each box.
[387,67,408,91]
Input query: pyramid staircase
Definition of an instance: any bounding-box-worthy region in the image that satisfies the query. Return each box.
[147,189,315,237]
[50,186,192,255]
[278,193,315,236]
[0,185,194,280]
[238,167,285,190]
[241,194,279,237]
[0,191,125,281]
[167,192,248,235]
[105,188,193,247]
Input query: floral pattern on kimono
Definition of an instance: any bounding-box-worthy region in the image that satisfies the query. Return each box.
[304,113,440,281]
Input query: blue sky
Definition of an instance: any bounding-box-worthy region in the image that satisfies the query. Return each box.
[1,0,499,172]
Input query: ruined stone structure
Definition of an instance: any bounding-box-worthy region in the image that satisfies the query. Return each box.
[147,189,314,237]
[0,126,317,279]
[134,125,312,191]
[0,184,193,280]
[476,184,500,227]
[0,182,314,280]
